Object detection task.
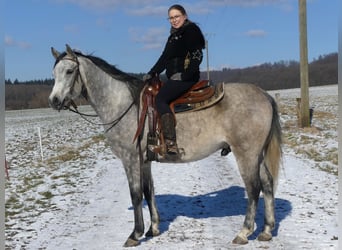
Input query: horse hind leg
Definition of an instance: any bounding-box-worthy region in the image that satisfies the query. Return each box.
[233,184,261,244]
[257,162,275,241]
[232,157,262,244]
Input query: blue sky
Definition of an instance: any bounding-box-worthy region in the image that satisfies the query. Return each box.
[5,0,338,81]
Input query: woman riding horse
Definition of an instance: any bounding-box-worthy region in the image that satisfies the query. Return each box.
[143,4,205,159]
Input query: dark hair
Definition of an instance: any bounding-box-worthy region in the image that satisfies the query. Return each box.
[168,4,187,16]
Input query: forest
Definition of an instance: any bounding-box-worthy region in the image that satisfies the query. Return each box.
[5,52,337,110]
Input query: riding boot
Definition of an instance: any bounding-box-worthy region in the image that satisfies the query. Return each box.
[160,113,179,157]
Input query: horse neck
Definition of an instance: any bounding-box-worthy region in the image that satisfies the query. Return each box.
[78,57,135,122]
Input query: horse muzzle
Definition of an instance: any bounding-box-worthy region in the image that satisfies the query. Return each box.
[49,96,73,111]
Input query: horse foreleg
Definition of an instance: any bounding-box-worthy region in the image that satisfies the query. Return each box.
[124,187,144,247]
[142,162,160,238]
[123,162,145,247]
[257,163,275,241]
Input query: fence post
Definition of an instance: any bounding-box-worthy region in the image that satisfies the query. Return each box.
[38,127,44,161]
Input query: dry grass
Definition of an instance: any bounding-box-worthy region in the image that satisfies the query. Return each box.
[278,95,337,175]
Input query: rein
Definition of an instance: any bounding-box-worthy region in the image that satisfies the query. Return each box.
[59,55,135,133]
[66,101,135,133]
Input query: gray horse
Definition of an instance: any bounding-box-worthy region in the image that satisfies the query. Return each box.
[49,44,282,247]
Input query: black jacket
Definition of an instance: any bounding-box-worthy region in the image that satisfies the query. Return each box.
[149,21,205,82]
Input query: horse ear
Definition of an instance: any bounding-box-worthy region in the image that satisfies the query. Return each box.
[66,44,76,58]
[51,47,60,59]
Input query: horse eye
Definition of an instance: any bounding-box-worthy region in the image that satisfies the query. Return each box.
[66,69,74,74]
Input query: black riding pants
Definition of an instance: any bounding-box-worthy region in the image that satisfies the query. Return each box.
[155,79,196,115]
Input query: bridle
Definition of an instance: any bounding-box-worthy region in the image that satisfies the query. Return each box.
[55,55,135,133]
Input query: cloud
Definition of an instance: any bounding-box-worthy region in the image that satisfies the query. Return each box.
[50,0,162,12]
[50,0,293,17]
[207,0,291,7]
[4,36,15,46]
[127,5,167,16]
[244,29,267,37]
[51,0,120,11]
[127,3,213,17]
[64,24,81,35]
[50,0,214,16]
[129,27,167,50]
[5,35,32,49]
[203,0,294,12]
[96,18,112,31]
[48,0,295,19]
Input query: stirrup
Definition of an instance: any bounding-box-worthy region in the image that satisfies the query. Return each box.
[146,132,158,161]
[165,139,179,155]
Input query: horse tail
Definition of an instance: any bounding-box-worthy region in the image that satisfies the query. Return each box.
[263,93,283,192]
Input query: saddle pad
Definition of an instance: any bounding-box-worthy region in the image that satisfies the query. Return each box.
[172,82,224,113]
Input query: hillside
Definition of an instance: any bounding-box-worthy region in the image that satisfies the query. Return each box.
[5,52,337,110]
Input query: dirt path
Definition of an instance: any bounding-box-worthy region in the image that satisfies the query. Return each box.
[26,152,338,250]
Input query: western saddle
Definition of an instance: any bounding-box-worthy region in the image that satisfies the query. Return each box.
[133,77,224,161]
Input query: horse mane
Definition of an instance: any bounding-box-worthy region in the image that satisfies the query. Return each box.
[55,50,145,103]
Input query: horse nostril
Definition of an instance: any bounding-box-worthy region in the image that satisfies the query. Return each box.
[50,96,60,108]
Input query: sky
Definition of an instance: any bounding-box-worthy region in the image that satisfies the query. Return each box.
[4,0,338,81]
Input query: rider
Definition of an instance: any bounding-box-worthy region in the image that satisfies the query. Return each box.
[143,4,205,158]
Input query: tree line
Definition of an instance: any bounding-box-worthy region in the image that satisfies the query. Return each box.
[5,52,337,110]
[205,52,337,90]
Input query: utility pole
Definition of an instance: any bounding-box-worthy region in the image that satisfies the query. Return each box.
[205,39,210,80]
[298,0,310,127]
[204,33,215,81]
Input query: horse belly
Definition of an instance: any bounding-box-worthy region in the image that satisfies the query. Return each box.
[174,110,228,162]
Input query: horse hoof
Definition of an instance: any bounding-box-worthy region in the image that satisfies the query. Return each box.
[257,232,272,241]
[145,228,160,237]
[123,238,140,247]
[232,235,248,245]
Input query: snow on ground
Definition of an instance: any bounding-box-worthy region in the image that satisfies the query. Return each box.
[5,85,338,249]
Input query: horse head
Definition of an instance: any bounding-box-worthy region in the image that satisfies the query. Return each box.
[49,44,85,110]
